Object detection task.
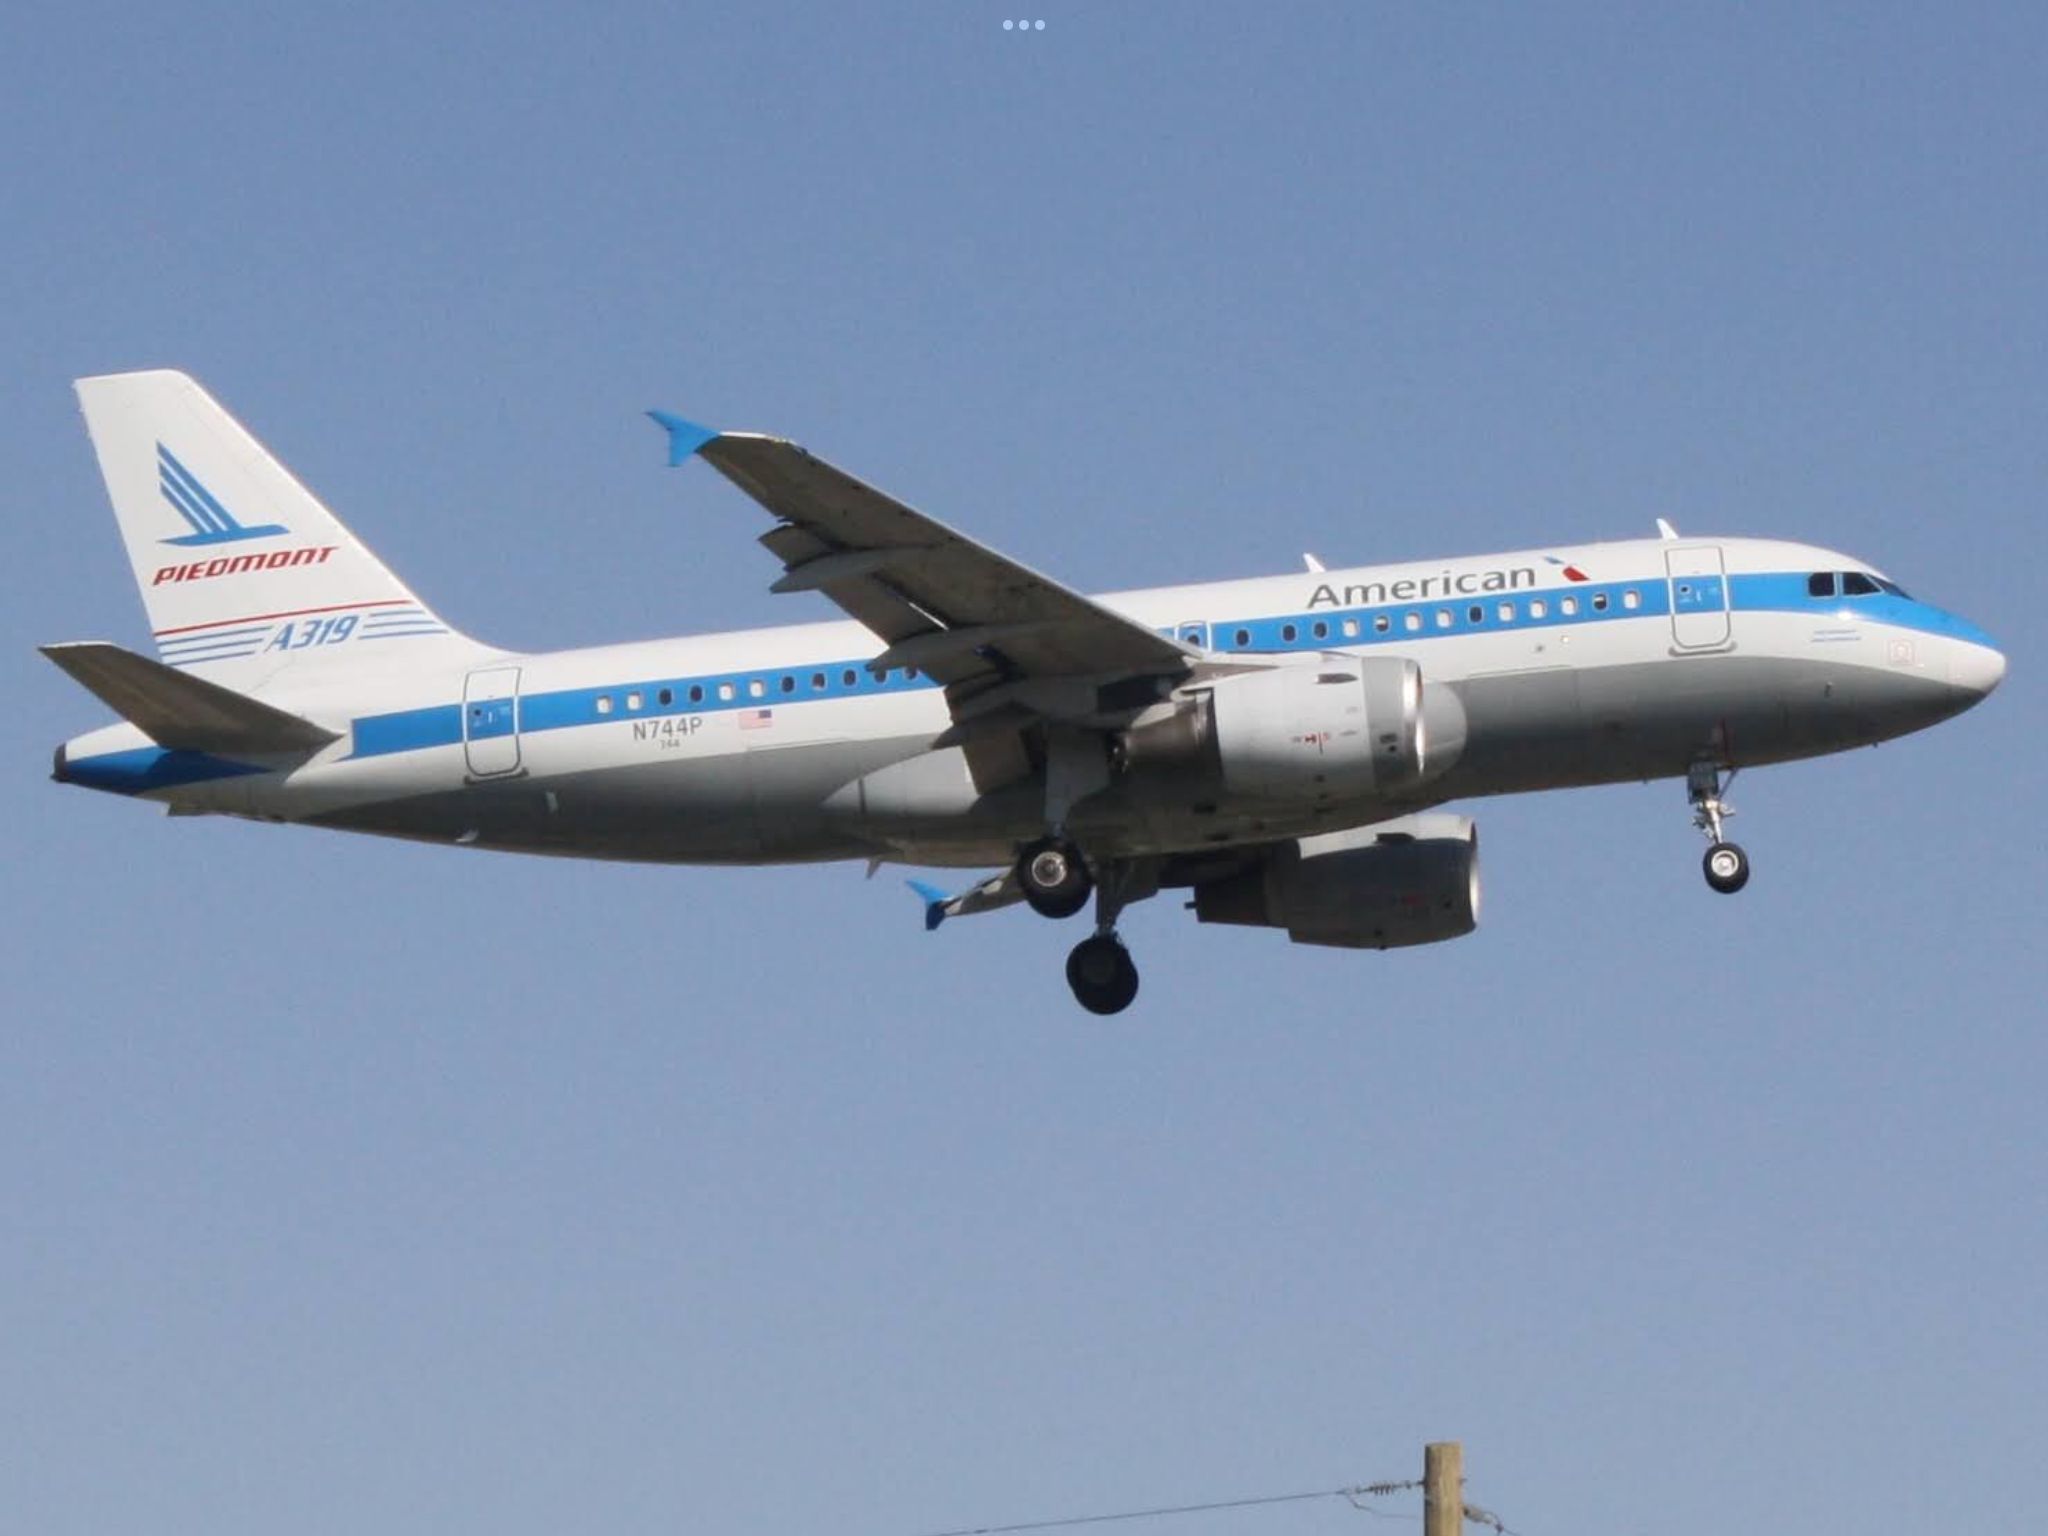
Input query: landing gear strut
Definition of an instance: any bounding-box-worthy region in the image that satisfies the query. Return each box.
[1063,860,1152,1015]
[1689,761,1750,895]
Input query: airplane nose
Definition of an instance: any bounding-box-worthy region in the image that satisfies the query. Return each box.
[1951,641,2007,697]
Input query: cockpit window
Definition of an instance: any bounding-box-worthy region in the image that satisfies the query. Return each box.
[1876,577,1911,598]
[1843,572,1880,596]
[1807,572,1837,598]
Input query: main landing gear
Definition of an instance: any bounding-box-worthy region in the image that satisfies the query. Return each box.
[1015,835,1093,918]
[1688,761,1750,895]
[1012,837,1145,1015]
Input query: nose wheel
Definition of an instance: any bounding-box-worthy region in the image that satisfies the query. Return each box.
[1689,761,1750,895]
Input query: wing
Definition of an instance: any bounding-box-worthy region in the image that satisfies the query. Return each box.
[650,414,1194,704]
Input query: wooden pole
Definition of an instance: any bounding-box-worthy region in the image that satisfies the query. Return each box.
[1424,1441,1462,1536]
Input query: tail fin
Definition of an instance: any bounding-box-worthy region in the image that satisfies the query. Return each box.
[74,370,483,684]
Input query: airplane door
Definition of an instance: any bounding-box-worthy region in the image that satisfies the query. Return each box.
[463,667,523,777]
[1665,547,1731,651]
[1175,620,1210,651]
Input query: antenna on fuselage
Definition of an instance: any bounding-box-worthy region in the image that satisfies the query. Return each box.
[1656,518,1680,540]
[1303,552,1326,572]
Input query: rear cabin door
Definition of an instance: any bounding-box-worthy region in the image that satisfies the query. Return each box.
[1665,546,1732,651]
[463,666,523,777]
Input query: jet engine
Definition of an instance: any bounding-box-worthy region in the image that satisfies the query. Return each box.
[1119,655,1453,804]
[1191,813,1480,949]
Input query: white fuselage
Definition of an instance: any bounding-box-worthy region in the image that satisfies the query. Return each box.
[55,534,2005,869]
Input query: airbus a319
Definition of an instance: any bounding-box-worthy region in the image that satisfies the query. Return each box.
[47,372,2005,1012]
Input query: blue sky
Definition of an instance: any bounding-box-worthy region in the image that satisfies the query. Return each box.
[5,4,2043,1533]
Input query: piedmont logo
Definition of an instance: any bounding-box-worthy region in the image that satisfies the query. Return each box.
[150,441,335,584]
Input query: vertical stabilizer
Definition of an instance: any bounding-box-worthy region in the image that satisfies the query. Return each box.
[74,370,485,685]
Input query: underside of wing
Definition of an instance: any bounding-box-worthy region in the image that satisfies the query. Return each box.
[651,416,1194,702]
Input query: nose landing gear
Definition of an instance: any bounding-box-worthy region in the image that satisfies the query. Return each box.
[1689,761,1750,894]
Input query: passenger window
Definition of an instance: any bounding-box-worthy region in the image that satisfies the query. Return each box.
[1468,604,1484,624]
[748,679,765,698]
[689,685,704,704]
[718,683,735,702]
[779,676,795,694]
[595,695,613,715]
[1404,612,1422,632]
[1592,593,1608,612]
[1374,614,1390,634]
[1281,623,1298,642]
[1234,628,1250,647]
[1435,609,1452,629]
[843,669,858,686]
[657,687,673,706]
[811,672,826,690]
[1342,618,1360,638]
[1560,596,1578,616]
[906,666,920,680]
[625,691,643,710]
[1529,599,1547,619]
[1622,590,1640,610]
[1498,602,1514,622]
[1312,620,1328,640]
[1843,572,1879,596]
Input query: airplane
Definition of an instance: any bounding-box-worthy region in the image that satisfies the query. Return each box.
[46,370,2006,1014]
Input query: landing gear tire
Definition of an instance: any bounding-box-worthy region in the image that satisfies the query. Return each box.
[1066,934,1139,1016]
[1703,841,1750,895]
[1017,837,1093,919]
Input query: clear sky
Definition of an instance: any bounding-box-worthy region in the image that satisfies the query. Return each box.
[5,4,2043,1533]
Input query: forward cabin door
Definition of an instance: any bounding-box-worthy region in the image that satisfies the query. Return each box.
[463,666,523,777]
[1665,546,1732,651]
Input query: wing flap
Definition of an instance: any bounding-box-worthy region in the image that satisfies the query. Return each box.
[42,641,339,756]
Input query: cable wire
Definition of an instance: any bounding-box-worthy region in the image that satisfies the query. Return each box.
[915,1481,1424,1536]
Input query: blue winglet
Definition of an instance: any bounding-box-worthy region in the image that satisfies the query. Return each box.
[646,410,720,467]
[905,879,950,933]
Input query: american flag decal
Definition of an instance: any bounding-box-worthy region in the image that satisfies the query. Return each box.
[739,709,774,730]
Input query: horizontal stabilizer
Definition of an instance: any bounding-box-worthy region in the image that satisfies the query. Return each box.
[41,641,339,756]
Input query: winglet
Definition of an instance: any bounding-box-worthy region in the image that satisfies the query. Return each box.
[905,879,950,932]
[646,410,720,467]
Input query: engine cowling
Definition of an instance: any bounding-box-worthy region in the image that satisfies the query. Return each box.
[1191,813,1480,949]
[1121,655,1445,804]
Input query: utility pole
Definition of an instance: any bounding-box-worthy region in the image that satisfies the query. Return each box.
[1424,1441,1462,1536]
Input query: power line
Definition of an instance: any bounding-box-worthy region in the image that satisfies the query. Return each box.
[914,1480,1427,1536]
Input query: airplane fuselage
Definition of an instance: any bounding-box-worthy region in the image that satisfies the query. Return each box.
[56,533,2004,869]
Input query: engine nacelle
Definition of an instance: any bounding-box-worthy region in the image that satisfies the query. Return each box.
[1192,813,1480,949]
[1121,655,1446,804]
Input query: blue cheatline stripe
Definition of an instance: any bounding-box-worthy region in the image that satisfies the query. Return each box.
[338,569,1995,764]
[59,747,268,794]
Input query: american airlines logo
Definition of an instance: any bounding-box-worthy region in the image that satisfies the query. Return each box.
[1306,563,1540,610]
[150,441,334,584]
